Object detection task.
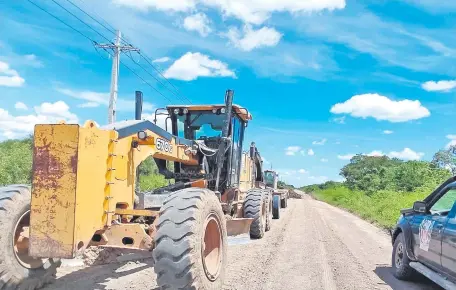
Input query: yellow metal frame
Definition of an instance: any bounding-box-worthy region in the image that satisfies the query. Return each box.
[29,120,198,258]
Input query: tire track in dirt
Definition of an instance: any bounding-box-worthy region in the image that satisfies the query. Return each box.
[222,199,296,290]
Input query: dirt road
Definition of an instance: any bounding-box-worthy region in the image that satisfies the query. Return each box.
[44,193,441,290]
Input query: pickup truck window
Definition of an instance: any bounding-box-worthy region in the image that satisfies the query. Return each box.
[431,188,456,215]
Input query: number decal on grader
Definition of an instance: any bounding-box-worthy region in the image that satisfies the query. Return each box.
[156,137,172,153]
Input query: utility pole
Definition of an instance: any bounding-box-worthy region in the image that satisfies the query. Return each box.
[96,30,139,124]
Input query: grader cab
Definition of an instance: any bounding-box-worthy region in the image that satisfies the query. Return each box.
[264,170,289,219]
[0,90,273,290]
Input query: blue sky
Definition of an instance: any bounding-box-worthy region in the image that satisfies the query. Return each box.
[2,0,456,186]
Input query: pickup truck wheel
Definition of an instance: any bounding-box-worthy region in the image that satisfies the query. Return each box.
[392,232,416,280]
[0,185,60,290]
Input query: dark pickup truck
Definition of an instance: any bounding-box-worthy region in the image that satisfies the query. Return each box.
[392,176,456,289]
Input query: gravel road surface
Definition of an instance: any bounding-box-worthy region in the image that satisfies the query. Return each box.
[44,192,441,290]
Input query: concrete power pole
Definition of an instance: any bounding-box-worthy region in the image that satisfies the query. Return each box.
[96,30,139,124]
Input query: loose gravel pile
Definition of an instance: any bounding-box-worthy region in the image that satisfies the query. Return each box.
[289,189,306,199]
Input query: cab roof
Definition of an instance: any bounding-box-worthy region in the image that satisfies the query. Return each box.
[166,104,252,122]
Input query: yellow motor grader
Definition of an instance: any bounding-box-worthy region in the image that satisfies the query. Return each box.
[264,170,289,219]
[0,90,273,289]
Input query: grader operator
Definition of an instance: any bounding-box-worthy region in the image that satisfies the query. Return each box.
[0,90,273,289]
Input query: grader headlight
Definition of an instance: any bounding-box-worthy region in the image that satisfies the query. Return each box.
[138,130,148,140]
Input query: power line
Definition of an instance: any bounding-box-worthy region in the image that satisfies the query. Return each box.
[103,48,174,103]
[124,52,190,104]
[60,0,191,104]
[26,0,94,44]
[94,45,173,103]
[50,0,114,44]
[27,0,174,104]
[64,0,131,46]
[95,30,140,123]
[136,52,192,104]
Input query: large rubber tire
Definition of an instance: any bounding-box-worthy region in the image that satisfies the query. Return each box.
[153,188,227,290]
[0,185,61,289]
[281,196,288,208]
[265,190,273,232]
[392,232,417,280]
[243,189,266,239]
[272,195,280,219]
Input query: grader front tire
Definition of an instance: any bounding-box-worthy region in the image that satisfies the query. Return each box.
[0,185,60,290]
[153,188,227,290]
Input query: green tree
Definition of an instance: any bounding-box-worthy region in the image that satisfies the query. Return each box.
[432,146,456,175]
[0,137,33,185]
[340,154,400,193]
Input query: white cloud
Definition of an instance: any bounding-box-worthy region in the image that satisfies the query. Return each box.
[113,0,346,24]
[295,10,456,75]
[183,13,212,37]
[320,158,328,162]
[333,116,345,124]
[57,88,107,103]
[78,102,100,108]
[152,57,171,63]
[298,169,308,174]
[0,61,25,87]
[35,101,78,122]
[112,0,196,12]
[388,148,424,160]
[203,0,346,25]
[285,146,301,156]
[338,154,354,160]
[312,138,327,145]
[56,88,153,112]
[366,150,384,157]
[330,93,430,123]
[383,130,394,134]
[0,101,78,140]
[307,149,315,156]
[422,80,456,92]
[335,141,341,145]
[15,102,28,110]
[23,54,43,68]
[226,25,282,51]
[143,113,172,132]
[164,52,236,81]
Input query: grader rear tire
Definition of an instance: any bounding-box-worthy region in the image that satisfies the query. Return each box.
[0,185,60,290]
[281,196,288,208]
[243,189,266,239]
[153,188,227,290]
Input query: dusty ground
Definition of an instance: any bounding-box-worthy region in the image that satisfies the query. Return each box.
[44,192,441,290]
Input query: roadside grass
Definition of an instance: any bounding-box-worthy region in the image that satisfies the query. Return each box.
[0,138,169,192]
[311,185,430,230]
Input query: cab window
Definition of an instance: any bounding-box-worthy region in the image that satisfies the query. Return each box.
[430,188,456,214]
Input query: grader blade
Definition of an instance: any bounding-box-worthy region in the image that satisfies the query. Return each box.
[226,218,253,236]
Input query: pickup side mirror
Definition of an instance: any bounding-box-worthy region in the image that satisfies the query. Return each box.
[413,201,427,213]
